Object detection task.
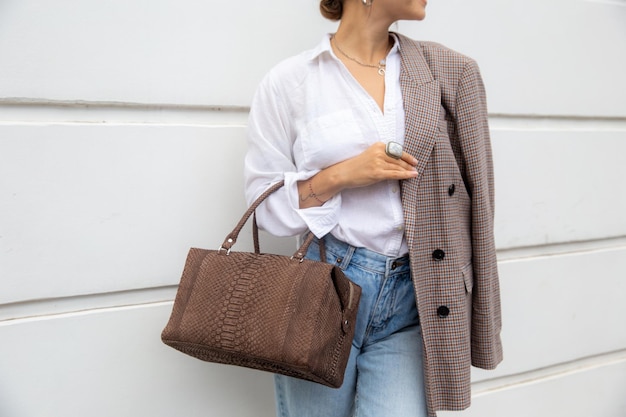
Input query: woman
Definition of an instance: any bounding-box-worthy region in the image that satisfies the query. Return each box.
[244,0,503,416]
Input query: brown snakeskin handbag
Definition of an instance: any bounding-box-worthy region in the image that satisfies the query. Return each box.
[161,181,361,388]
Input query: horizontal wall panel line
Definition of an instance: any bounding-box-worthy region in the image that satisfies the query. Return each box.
[3,98,626,123]
[0,286,177,325]
[489,113,626,132]
[0,300,175,327]
[497,235,626,262]
[0,98,249,126]
[472,348,626,397]
[0,97,249,112]
[2,98,626,129]
[0,120,248,128]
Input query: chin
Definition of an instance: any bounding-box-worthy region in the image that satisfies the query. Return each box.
[410,12,426,21]
[413,6,426,21]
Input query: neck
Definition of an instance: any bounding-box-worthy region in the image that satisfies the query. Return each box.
[333,3,392,63]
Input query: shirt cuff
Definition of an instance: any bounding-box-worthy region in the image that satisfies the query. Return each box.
[284,171,341,238]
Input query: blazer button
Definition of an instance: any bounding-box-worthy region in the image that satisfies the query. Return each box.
[448,184,455,196]
[432,249,445,261]
[437,306,450,318]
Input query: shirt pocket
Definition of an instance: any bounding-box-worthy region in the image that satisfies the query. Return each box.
[298,109,368,169]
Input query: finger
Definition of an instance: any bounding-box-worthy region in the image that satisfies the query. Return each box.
[379,166,418,183]
[386,155,417,171]
[401,151,418,166]
[383,165,419,179]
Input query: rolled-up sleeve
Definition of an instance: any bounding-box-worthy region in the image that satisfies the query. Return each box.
[244,70,341,238]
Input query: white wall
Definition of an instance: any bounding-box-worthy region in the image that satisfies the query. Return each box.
[1,1,625,416]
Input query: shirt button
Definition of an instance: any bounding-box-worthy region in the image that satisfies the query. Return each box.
[392,187,399,193]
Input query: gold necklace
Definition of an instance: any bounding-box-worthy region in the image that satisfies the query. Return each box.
[331,35,389,76]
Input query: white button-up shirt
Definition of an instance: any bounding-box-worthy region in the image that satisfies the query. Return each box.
[244,34,408,257]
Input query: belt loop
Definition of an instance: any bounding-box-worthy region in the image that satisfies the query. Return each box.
[322,234,355,269]
[338,245,355,269]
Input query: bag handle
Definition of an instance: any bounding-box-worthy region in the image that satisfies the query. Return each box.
[218,180,317,262]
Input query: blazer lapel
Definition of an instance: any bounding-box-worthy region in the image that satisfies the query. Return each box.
[397,34,441,182]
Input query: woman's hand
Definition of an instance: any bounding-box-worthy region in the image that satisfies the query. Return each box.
[297,142,418,208]
[332,141,418,188]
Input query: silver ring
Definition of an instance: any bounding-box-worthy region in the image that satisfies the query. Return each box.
[385,141,403,159]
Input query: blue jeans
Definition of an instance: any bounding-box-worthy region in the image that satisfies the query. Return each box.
[274,234,428,417]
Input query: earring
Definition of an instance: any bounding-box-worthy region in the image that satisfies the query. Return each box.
[361,0,373,6]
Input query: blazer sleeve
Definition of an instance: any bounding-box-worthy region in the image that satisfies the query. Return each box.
[455,59,503,369]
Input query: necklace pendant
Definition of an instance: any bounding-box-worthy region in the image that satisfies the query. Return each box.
[377,59,386,76]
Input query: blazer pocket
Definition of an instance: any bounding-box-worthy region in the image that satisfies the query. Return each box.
[462,262,474,293]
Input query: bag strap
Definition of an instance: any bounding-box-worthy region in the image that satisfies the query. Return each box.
[219,181,322,262]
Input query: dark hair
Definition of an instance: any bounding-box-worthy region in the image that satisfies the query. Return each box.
[320,0,343,21]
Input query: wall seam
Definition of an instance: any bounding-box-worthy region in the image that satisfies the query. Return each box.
[472,349,626,396]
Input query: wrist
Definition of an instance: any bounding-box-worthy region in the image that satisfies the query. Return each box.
[326,162,351,195]
[307,179,327,205]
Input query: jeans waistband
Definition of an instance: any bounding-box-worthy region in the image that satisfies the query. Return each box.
[314,234,410,274]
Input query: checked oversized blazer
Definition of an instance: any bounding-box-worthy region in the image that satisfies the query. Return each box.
[396,33,503,416]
